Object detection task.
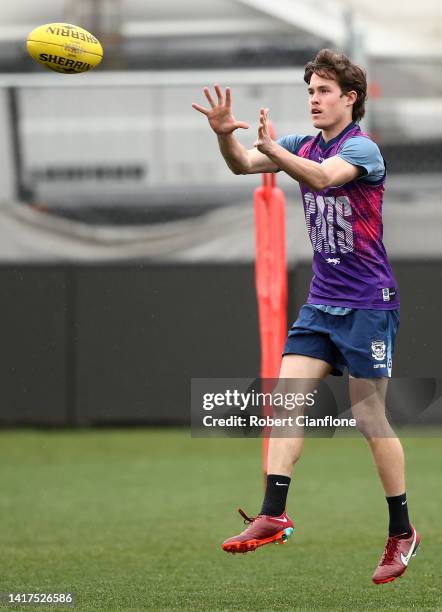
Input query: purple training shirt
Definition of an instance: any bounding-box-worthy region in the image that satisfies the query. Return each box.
[282,122,399,310]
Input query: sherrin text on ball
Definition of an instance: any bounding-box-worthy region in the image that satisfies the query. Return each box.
[26,23,103,74]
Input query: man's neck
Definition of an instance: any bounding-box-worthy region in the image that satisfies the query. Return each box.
[321,118,354,143]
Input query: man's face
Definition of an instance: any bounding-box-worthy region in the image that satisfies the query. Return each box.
[307,72,353,130]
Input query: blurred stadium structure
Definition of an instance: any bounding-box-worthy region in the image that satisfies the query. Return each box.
[0,0,441,226]
[0,1,441,426]
[0,0,442,216]
[0,0,440,254]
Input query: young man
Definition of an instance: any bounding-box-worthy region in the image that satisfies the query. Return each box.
[192,49,420,584]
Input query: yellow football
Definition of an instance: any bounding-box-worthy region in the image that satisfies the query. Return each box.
[26,23,103,74]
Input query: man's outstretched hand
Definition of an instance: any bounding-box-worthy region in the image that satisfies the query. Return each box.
[192,85,250,135]
[254,108,276,156]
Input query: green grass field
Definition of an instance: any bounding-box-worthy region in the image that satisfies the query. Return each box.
[0,430,440,611]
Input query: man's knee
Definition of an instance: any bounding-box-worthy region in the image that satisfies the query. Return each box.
[352,408,393,439]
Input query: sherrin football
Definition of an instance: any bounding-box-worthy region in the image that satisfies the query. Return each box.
[26,23,103,74]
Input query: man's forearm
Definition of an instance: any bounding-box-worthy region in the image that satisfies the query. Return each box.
[266,143,326,190]
[217,133,250,174]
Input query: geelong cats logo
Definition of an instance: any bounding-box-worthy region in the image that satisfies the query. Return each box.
[371,340,386,361]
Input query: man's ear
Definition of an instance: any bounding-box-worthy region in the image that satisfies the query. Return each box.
[345,90,358,106]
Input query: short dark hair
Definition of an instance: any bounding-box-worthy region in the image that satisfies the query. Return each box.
[304,49,367,122]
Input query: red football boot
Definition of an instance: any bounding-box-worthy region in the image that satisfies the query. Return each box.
[222,508,294,554]
[372,526,421,584]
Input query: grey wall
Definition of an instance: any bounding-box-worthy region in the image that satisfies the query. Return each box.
[0,264,259,425]
[0,267,68,424]
[1,260,441,426]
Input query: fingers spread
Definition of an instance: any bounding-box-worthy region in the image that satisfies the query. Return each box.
[214,84,224,105]
[225,87,232,108]
[234,121,250,130]
[204,87,216,108]
[191,103,209,116]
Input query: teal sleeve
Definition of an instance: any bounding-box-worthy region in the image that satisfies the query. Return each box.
[337,136,385,183]
[276,134,311,155]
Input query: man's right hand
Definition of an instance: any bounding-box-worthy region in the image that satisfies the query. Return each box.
[192,84,250,135]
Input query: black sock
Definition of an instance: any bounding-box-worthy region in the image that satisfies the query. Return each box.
[260,474,291,516]
[386,493,412,537]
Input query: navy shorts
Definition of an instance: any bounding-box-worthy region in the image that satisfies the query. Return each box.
[283,304,400,378]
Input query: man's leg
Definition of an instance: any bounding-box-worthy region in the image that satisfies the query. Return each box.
[222,355,331,553]
[349,376,420,583]
[349,377,406,496]
[266,355,332,476]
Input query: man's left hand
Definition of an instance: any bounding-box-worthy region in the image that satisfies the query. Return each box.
[254,108,277,156]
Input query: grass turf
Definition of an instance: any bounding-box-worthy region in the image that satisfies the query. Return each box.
[0,430,440,611]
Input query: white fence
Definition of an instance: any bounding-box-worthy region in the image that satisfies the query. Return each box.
[0,69,310,206]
